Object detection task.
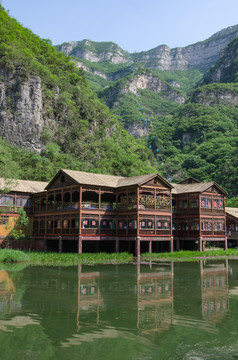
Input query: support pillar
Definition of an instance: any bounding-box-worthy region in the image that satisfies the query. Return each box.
[136,236,141,258]
[149,241,152,254]
[199,237,203,252]
[176,239,180,251]
[78,236,82,254]
[58,236,62,253]
[170,236,174,253]
[224,236,228,250]
[115,237,119,253]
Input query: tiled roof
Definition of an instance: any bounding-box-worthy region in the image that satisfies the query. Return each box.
[226,207,238,219]
[47,169,173,189]
[0,178,47,193]
[171,182,227,195]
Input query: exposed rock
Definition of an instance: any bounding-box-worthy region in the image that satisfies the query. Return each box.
[58,39,128,64]
[0,70,55,151]
[131,25,238,71]
[126,122,148,138]
[191,89,238,105]
[126,73,185,104]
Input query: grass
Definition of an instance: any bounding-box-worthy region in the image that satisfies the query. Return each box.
[0,249,238,266]
[0,249,133,266]
[141,249,238,262]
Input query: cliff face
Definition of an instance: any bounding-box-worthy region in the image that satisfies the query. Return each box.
[0,70,54,151]
[57,39,128,64]
[202,37,238,84]
[102,72,186,109]
[131,26,238,71]
[58,25,238,72]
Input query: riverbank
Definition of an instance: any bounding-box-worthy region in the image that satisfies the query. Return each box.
[0,248,238,266]
[0,249,134,266]
[141,249,238,262]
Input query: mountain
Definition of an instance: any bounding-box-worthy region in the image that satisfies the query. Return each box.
[0,4,237,196]
[0,5,156,180]
[57,25,238,72]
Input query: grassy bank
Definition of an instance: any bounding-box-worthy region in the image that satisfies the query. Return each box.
[0,249,238,266]
[141,249,238,262]
[0,249,133,266]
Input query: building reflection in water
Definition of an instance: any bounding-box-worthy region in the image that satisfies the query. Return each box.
[136,262,174,334]
[77,265,103,330]
[200,260,229,321]
[0,269,16,315]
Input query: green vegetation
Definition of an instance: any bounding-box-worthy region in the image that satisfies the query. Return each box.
[226,197,238,207]
[142,249,238,261]
[152,69,204,94]
[1,249,238,266]
[153,101,238,195]
[0,5,156,178]
[0,249,133,265]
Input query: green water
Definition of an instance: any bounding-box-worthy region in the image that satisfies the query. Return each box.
[0,260,238,360]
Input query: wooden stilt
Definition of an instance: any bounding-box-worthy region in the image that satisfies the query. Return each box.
[58,236,62,253]
[149,241,152,254]
[170,236,174,253]
[136,236,141,258]
[78,236,82,254]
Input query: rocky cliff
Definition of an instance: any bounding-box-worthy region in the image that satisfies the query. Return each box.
[202,37,238,84]
[0,70,54,151]
[131,25,238,71]
[57,39,128,64]
[57,25,238,72]
[101,71,185,109]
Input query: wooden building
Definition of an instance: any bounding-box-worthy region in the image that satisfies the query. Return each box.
[0,178,47,247]
[226,207,238,248]
[32,169,173,256]
[0,171,231,254]
[172,178,227,251]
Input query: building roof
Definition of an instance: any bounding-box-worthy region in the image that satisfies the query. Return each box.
[0,178,47,194]
[46,169,173,190]
[171,182,227,195]
[226,207,238,219]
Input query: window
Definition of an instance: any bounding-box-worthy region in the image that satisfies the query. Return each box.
[82,219,98,229]
[0,195,14,206]
[200,197,211,208]
[0,216,9,225]
[178,199,187,209]
[213,199,224,209]
[139,219,154,229]
[16,197,27,207]
[214,220,224,231]
[156,219,171,229]
[201,219,212,231]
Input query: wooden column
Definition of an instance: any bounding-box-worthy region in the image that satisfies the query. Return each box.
[79,186,82,236]
[224,236,228,250]
[136,236,141,258]
[58,236,62,253]
[99,188,101,209]
[115,237,119,253]
[170,236,174,253]
[199,237,203,252]
[137,187,139,236]
[78,236,82,254]
[149,241,152,254]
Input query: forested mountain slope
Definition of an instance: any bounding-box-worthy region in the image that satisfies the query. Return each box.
[0,5,156,180]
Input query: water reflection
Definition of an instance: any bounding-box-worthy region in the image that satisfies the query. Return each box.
[0,260,238,359]
[77,266,103,330]
[200,260,229,321]
[136,262,174,334]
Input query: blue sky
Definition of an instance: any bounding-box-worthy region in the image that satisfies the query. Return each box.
[2,0,238,52]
